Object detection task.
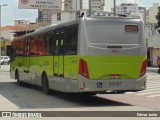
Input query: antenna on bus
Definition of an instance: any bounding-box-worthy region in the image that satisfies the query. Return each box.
[80,12,85,18]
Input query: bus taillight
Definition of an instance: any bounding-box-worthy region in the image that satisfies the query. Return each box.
[79,58,90,79]
[140,59,147,77]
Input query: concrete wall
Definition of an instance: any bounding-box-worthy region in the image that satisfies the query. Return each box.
[1,30,13,41]
[148,3,159,24]
[152,48,160,66]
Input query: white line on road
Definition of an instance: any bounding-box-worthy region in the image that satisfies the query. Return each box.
[135,90,160,96]
[147,94,160,97]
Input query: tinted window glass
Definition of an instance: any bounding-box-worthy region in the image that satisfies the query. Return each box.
[64,25,78,55]
[19,39,24,56]
[49,31,54,55]
[30,36,38,55]
[38,35,45,56]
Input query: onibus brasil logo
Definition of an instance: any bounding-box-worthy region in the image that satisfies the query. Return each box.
[21,0,29,4]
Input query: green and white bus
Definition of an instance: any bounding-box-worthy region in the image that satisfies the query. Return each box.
[10,17,147,95]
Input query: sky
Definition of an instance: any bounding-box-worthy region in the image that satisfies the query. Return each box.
[0,0,160,26]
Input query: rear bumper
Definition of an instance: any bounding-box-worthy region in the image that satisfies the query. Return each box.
[78,74,147,92]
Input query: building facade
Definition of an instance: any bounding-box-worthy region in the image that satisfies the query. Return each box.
[116,3,139,15]
[148,3,159,24]
[138,7,147,23]
[144,23,160,66]
[104,0,112,12]
[37,0,74,25]
[0,20,38,56]
[38,0,112,25]
[0,26,27,56]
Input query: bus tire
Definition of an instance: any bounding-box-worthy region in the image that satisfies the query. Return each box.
[15,70,21,85]
[42,73,50,94]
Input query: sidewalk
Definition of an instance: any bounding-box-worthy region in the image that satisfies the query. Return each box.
[147,67,159,73]
[0,65,10,72]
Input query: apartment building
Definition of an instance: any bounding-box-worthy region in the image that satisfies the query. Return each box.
[38,0,112,25]
[148,3,160,24]
[138,7,147,23]
[116,3,139,15]
[104,0,112,12]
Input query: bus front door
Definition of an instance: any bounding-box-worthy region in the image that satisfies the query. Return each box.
[54,29,64,77]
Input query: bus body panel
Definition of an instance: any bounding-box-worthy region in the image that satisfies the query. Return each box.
[29,56,54,84]
[79,56,146,80]
[63,56,78,79]
[78,75,146,92]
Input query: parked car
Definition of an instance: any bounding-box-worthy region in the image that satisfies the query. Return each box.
[1,56,10,65]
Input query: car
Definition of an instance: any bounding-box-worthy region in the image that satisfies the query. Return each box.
[1,56,10,65]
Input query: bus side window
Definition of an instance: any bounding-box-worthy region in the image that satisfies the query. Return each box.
[30,36,38,55]
[15,41,20,56]
[24,39,28,56]
[43,32,52,56]
[19,39,24,56]
[11,42,16,58]
[65,25,78,55]
[38,35,45,56]
[49,31,55,55]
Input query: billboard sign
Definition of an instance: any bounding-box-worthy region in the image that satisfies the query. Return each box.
[19,0,62,10]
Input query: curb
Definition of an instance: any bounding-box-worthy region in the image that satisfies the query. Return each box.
[0,65,10,72]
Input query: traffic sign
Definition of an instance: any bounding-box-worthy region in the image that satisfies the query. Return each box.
[19,0,62,10]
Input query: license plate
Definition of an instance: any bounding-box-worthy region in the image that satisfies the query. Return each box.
[108,82,122,87]
[109,74,121,79]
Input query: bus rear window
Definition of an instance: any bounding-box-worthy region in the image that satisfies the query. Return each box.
[85,22,140,44]
[125,25,138,32]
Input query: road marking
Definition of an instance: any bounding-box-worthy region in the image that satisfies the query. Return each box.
[147,94,160,98]
[138,88,160,92]
[135,91,160,96]
[126,79,160,98]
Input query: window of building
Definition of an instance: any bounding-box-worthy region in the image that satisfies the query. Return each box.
[57,13,61,21]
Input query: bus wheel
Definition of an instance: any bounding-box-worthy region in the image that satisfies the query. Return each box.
[42,74,50,94]
[15,70,21,85]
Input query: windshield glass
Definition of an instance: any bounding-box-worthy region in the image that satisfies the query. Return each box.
[85,21,140,44]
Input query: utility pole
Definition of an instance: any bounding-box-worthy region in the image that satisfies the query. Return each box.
[0,4,7,69]
[114,0,116,16]
[89,0,91,16]
[62,2,77,19]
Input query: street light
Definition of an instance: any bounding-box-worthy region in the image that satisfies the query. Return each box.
[89,0,91,16]
[0,4,8,69]
[114,0,116,16]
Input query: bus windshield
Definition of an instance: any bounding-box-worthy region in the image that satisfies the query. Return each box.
[85,21,140,45]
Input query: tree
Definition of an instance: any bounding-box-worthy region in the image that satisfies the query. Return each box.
[155,6,160,33]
